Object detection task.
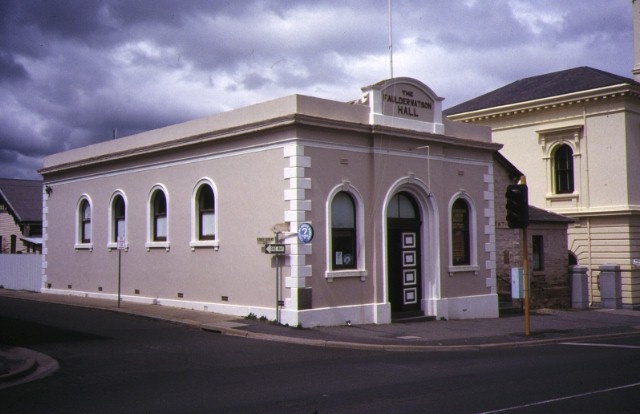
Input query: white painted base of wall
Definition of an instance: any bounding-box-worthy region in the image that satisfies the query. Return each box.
[425,294,499,320]
[45,289,499,327]
[47,288,156,304]
[280,302,392,328]
[45,288,276,319]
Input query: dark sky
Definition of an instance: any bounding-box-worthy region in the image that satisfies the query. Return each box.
[0,0,633,179]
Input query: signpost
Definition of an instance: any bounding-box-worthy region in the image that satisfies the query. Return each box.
[264,224,313,324]
[117,236,125,308]
[265,241,285,324]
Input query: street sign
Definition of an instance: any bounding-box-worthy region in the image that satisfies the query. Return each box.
[265,244,285,254]
[297,223,314,244]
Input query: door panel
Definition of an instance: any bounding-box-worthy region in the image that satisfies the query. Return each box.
[388,220,421,315]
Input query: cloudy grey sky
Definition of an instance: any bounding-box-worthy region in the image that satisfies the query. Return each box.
[0,0,633,179]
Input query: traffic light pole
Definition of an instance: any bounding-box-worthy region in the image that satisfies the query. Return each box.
[505,175,531,336]
[522,225,530,336]
[519,176,530,336]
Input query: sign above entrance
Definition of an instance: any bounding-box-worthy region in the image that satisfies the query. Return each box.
[361,77,445,135]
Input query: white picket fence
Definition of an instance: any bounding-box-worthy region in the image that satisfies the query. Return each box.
[0,254,42,292]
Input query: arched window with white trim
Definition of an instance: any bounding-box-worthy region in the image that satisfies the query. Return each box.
[331,191,357,269]
[553,144,574,194]
[448,193,478,272]
[153,190,167,241]
[108,191,127,249]
[325,183,367,280]
[451,198,470,266]
[190,179,219,250]
[75,196,92,249]
[146,185,169,249]
[538,126,581,202]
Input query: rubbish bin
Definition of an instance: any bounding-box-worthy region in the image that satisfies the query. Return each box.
[599,264,621,309]
[570,265,589,309]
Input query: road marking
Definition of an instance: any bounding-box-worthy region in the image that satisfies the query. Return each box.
[477,381,640,414]
[560,342,640,349]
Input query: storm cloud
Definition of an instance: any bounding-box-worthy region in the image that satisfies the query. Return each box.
[0,0,633,179]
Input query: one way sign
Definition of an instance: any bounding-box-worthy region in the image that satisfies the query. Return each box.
[265,244,285,254]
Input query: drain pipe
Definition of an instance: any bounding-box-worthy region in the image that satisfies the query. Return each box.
[583,105,591,209]
[583,106,594,306]
[587,217,594,307]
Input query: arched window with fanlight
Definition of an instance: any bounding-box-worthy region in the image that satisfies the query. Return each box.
[108,192,127,249]
[331,191,357,269]
[198,185,215,240]
[113,195,126,242]
[147,186,168,246]
[448,193,478,272]
[554,144,574,194]
[451,198,471,266]
[75,196,92,249]
[325,183,367,280]
[190,179,219,249]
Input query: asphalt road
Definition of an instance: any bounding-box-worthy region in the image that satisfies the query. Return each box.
[1,296,639,413]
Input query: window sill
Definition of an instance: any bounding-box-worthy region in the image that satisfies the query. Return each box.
[546,192,579,209]
[74,243,93,251]
[448,265,480,275]
[546,192,578,201]
[325,269,367,282]
[190,240,220,251]
[145,242,170,252]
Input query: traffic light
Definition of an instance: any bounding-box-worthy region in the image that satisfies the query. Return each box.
[505,184,528,229]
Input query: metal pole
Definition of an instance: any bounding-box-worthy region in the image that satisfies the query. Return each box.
[275,254,280,324]
[118,248,122,308]
[522,226,530,336]
[274,231,280,325]
[519,175,530,336]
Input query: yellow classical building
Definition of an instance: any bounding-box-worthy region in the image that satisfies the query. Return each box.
[446,64,640,309]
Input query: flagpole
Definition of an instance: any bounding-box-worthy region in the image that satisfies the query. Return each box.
[388,0,393,78]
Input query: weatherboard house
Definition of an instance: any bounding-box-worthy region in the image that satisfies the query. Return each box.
[40,77,502,326]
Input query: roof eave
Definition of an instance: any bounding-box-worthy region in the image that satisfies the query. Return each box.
[447,83,639,122]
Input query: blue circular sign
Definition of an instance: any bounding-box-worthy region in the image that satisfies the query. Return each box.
[297,223,314,244]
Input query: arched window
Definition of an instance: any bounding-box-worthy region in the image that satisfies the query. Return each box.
[151,189,167,242]
[76,196,92,248]
[554,144,574,194]
[190,179,219,249]
[80,199,91,243]
[197,185,215,240]
[112,194,126,242]
[331,191,357,269]
[451,198,470,266]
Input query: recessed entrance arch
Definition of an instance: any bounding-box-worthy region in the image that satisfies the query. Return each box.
[387,191,423,317]
[382,177,440,323]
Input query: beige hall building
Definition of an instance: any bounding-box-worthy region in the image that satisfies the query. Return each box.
[40,78,504,327]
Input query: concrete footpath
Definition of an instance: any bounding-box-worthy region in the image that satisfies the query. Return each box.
[2,289,640,386]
